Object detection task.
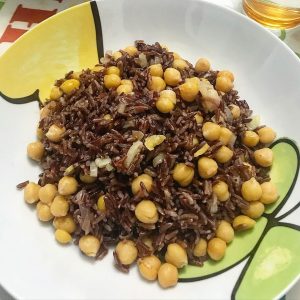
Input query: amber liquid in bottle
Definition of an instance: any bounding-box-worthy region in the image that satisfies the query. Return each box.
[243,0,300,29]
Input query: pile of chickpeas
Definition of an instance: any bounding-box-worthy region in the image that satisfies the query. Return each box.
[25,43,279,289]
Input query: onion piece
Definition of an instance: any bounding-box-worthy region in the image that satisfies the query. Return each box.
[106,163,115,172]
[95,157,112,168]
[153,153,165,167]
[117,102,126,114]
[144,135,166,151]
[224,105,233,122]
[194,143,210,157]
[89,161,98,177]
[138,53,148,67]
[228,133,237,148]
[132,130,144,140]
[199,79,221,112]
[124,120,135,128]
[246,115,260,130]
[124,141,143,168]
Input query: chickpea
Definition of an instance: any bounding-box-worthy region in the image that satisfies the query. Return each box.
[37,202,54,222]
[124,45,138,56]
[60,79,80,95]
[229,104,240,119]
[242,131,259,147]
[172,52,181,60]
[92,65,104,72]
[207,238,227,261]
[24,182,41,204]
[46,124,65,142]
[260,181,279,204]
[156,97,175,113]
[172,163,194,187]
[40,101,56,120]
[53,215,76,234]
[106,66,120,76]
[164,68,181,86]
[149,64,163,77]
[50,86,62,101]
[219,127,233,145]
[160,89,176,103]
[215,76,233,93]
[242,201,265,218]
[71,71,81,80]
[39,183,57,204]
[198,157,218,179]
[217,70,234,82]
[55,229,72,244]
[79,235,101,257]
[186,77,200,89]
[138,255,161,281]
[233,215,256,231]
[58,176,78,196]
[179,81,199,102]
[215,146,233,163]
[131,174,153,195]
[115,240,138,265]
[158,263,178,288]
[36,127,44,140]
[79,173,97,184]
[97,195,106,212]
[135,200,158,224]
[27,141,44,161]
[50,195,69,217]
[257,127,276,144]
[116,84,133,95]
[147,76,166,92]
[194,113,203,124]
[254,148,273,167]
[104,74,121,89]
[172,59,188,70]
[202,122,221,141]
[212,181,230,202]
[112,51,122,60]
[121,79,133,88]
[241,177,262,201]
[216,220,234,243]
[195,58,210,72]
[193,238,207,257]
[165,243,188,268]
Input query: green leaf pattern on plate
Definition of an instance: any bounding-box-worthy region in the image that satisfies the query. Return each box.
[234,225,300,300]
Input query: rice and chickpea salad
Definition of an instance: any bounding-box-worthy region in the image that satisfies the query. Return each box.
[21,41,279,288]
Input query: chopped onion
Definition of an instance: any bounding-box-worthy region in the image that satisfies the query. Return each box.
[153,153,165,167]
[246,115,260,130]
[224,105,233,122]
[199,79,221,112]
[124,141,143,168]
[228,133,237,148]
[64,165,75,176]
[132,130,144,140]
[117,102,126,114]
[194,143,210,157]
[123,120,135,128]
[89,161,98,177]
[145,135,166,151]
[95,157,112,168]
[106,163,115,172]
[138,53,148,68]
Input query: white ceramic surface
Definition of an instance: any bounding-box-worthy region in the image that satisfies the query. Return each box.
[0,0,300,299]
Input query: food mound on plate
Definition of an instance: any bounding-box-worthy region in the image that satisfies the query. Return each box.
[21,41,278,288]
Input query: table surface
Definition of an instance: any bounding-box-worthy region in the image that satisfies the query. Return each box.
[0,0,299,299]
